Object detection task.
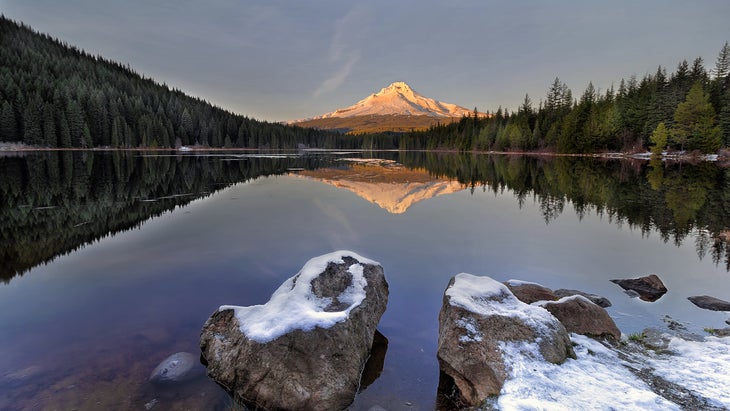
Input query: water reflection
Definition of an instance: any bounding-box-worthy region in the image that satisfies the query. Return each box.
[3,152,728,284]
[0,151,338,282]
[1,151,729,409]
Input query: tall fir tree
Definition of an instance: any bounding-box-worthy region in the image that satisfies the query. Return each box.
[0,100,18,141]
[672,82,721,153]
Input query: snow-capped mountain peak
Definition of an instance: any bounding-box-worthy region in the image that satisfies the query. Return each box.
[308,81,479,120]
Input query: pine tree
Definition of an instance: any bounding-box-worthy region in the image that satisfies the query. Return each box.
[713,41,730,80]
[23,95,44,146]
[0,100,18,141]
[672,82,721,153]
[42,103,57,147]
[650,122,668,156]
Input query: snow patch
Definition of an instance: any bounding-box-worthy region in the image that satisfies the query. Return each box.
[220,251,378,343]
[646,336,730,408]
[445,273,557,333]
[498,334,679,410]
[455,317,483,343]
[504,279,545,287]
[535,294,597,307]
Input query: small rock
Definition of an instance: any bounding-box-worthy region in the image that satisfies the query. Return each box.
[611,274,667,302]
[688,295,730,311]
[711,327,730,337]
[538,295,621,341]
[662,315,687,331]
[149,352,200,384]
[144,398,159,410]
[2,365,42,383]
[554,289,612,308]
[504,280,557,304]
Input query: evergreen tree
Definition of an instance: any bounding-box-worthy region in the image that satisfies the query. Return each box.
[650,122,668,156]
[672,82,721,153]
[42,103,57,146]
[713,41,730,79]
[0,100,18,141]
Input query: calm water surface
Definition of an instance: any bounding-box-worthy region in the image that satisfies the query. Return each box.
[0,151,729,410]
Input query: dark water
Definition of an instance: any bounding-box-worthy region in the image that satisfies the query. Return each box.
[1,151,729,410]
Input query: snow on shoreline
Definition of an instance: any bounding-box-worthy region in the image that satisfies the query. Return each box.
[498,334,679,410]
[646,335,730,408]
[449,274,730,409]
[220,251,378,343]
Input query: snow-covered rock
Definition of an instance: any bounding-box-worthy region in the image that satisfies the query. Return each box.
[437,274,574,407]
[554,288,612,307]
[199,251,388,411]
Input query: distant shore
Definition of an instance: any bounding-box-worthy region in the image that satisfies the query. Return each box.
[1,142,728,165]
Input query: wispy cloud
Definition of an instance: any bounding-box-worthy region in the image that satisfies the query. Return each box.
[313,5,370,98]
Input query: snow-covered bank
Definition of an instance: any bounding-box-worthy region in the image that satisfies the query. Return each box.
[499,334,678,410]
[497,332,730,410]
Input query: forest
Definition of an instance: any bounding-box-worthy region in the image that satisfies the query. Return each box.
[402,44,730,154]
[0,16,349,150]
[0,15,728,154]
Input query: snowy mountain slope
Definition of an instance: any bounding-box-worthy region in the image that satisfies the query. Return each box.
[311,81,477,119]
[290,82,486,133]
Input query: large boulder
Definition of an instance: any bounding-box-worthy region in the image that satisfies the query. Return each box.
[688,295,730,311]
[553,288,612,308]
[611,274,668,302]
[199,251,388,411]
[503,279,558,304]
[437,273,575,407]
[537,295,621,341]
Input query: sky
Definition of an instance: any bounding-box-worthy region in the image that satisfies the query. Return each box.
[2,0,730,122]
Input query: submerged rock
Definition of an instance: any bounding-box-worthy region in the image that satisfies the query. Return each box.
[199,251,388,411]
[554,288,612,308]
[504,279,557,304]
[437,273,574,407]
[611,274,667,302]
[688,295,730,312]
[149,352,201,384]
[538,295,621,341]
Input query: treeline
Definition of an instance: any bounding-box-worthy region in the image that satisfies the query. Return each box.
[402,44,730,154]
[2,14,729,154]
[0,16,353,149]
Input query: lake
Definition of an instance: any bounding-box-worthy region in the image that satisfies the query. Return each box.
[1,151,729,410]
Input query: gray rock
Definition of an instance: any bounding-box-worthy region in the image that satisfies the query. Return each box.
[688,295,730,311]
[554,288,612,308]
[611,274,667,302]
[538,295,621,341]
[200,251,388,411]
[149,352,200,384]
[437,274,574,407]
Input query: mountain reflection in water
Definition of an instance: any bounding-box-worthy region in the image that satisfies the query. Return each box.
[1,150,730,409]
[2,151,730,285]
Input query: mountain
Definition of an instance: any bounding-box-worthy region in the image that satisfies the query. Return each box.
[290,159,464,214]
[292,82,486,133]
